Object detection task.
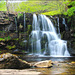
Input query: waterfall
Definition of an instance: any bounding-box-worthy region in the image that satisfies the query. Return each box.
[24,12,26,32]
[29,14,41,55]
[57,17,61,38]
[15,17,17,32]
[29,14,70,56]
[62,18,68,31]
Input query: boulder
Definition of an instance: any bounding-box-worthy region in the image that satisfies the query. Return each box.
[0,53,31,69]
[34,60,53,68]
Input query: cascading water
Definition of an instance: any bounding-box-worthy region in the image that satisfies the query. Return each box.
[29,14,70,56]
[24,12,26,32]
[15,17,17,32]
[57,17,61,38]
[29,14,41,55]
[62,18,68,31]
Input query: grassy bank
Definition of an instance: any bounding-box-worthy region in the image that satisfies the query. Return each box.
[0,0,70,16]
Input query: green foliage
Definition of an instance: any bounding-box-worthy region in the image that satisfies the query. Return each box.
[18,13,23,18]
[5,36,11,41]
[6,45,16,50]
[42,10,61,16]
[0,38,5,41]
[22,50,25,52]
[0,36,11,41]
[64,1,75,16]
[28,25,31,30]
[67,7,75,16]
[68,1,75,7]
[0,51,1,54]
[0,1,7,11]
[15,1,66,15]
[19,41,25,47]
[13,38,19,41]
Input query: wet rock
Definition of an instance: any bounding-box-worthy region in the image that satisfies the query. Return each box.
[62,31,71,40]
[0,53,31,69]
[34,60,53,68]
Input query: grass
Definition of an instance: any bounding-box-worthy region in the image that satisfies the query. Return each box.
[15,1,66,15]
[42,10,61,16]
[0,0,71,16]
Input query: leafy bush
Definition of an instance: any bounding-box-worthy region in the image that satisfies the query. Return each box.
[67,7,75,16]
[64,1,75,16]
[68,1,75,7]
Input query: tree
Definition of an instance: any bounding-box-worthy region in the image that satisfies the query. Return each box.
[6,0,9,13]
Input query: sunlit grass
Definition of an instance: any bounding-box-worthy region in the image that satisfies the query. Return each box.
[42,10,61,15]
[15,1,67,15]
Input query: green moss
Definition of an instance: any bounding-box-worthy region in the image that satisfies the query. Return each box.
[27,25,32,35]
[0,51,1,54]
[0,38,5,41]
[6,45,16,50]
[18,13,23,18]
[19,42,25,47]
[5,36,11,41]
[28,25,31,30]
[0,36,11,41]
[13,38,19,41]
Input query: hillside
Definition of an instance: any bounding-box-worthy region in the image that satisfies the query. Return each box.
[0,0,70,15]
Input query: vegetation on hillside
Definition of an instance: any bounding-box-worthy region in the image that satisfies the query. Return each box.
[0,0,70,15]
[15,1,67,15]
[0,1,7,11]
[64,1,75,17]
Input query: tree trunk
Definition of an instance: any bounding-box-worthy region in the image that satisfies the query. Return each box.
[6,0,9,13]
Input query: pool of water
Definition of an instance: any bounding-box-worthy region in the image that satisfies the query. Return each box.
[20,55,75,62]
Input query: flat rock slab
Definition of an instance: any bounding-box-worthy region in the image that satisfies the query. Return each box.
[0,69,41,75]
[34,60,53,68]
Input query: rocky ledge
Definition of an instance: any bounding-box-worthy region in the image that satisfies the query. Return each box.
[0,53,31,69]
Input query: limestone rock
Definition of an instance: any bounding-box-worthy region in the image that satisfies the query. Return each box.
[34,60,53,68]
[0,53,31,69]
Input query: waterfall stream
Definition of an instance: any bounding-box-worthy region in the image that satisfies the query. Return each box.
[29,14,70,56]
[15,17,18,32]
[24,12,26,32]
[57,17,61,38]
[62,18,68,31]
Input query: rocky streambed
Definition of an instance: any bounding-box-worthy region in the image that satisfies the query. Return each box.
[0,53,75,75]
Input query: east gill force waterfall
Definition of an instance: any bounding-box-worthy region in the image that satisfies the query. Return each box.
[29,14,70,57]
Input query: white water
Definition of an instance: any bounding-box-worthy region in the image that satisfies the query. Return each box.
[29,14,70,56]
[62,18,68,31]
[57,17,61,38]
[15,17,17,32]
[24,12,26,32]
